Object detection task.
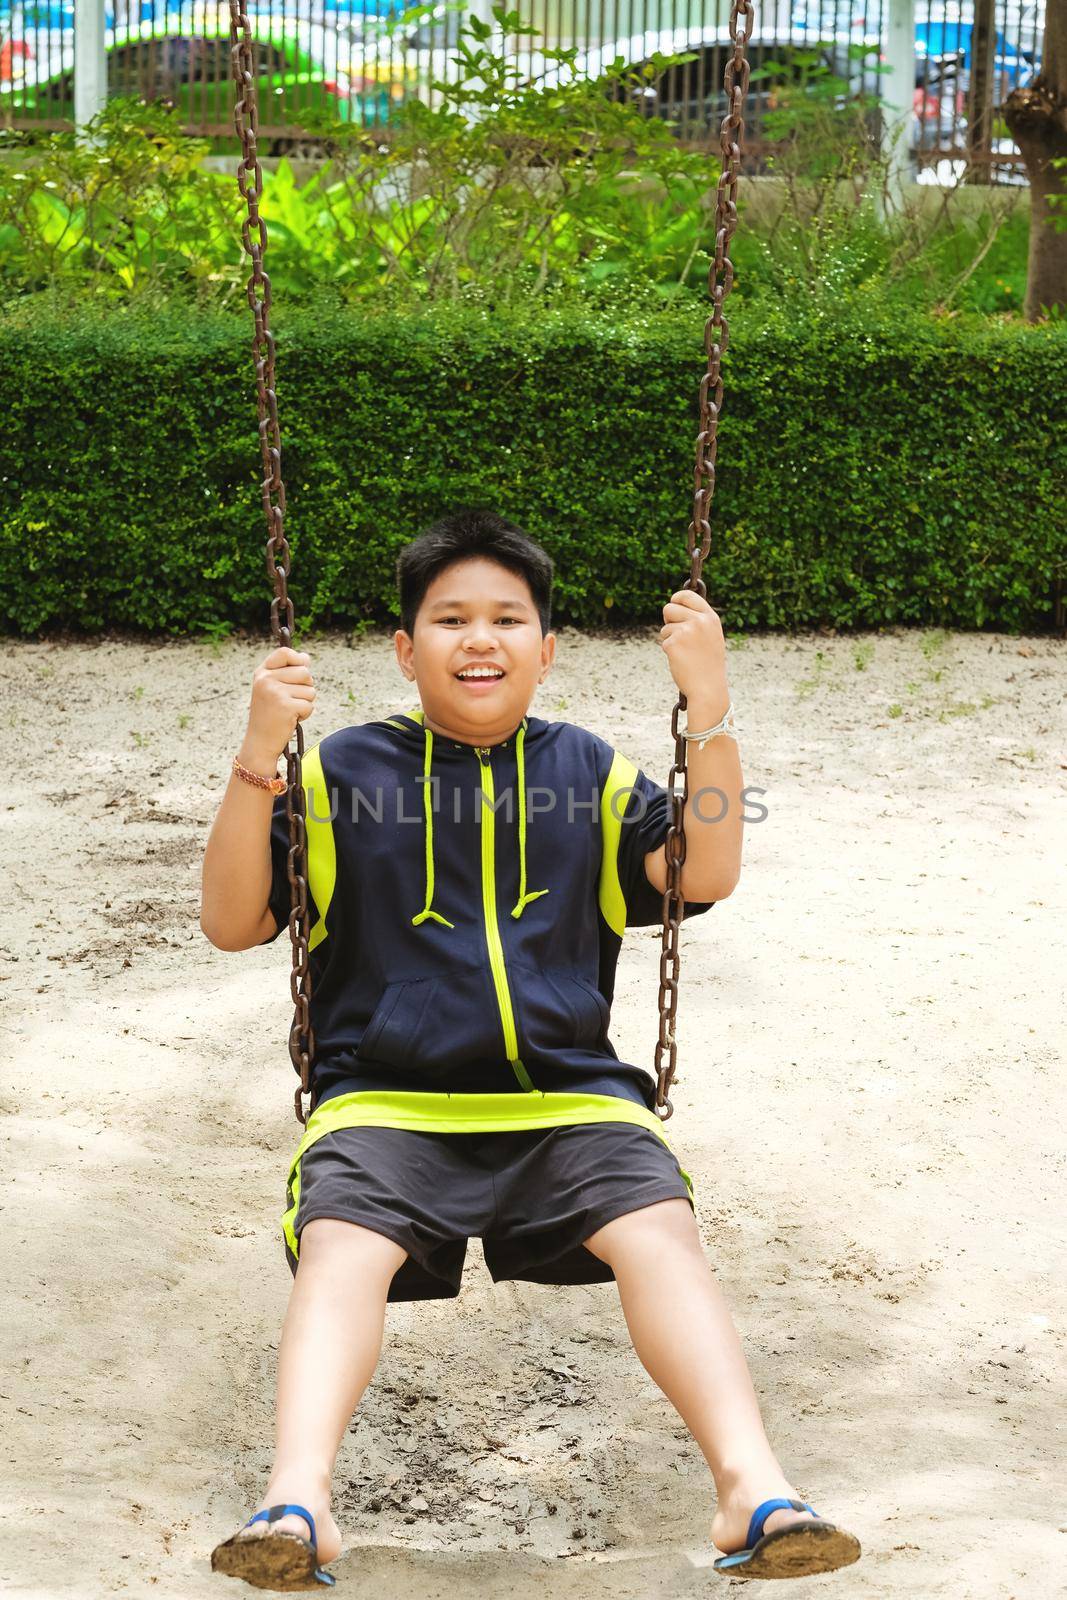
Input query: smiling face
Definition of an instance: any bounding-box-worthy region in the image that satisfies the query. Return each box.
[394,556,556,745]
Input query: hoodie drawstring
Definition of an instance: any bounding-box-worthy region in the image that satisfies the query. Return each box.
[411,726,455,929]
[410,717,547,929]
[511,721,549,920]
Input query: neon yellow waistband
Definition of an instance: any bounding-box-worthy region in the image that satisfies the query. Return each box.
[280,1090,694,1261]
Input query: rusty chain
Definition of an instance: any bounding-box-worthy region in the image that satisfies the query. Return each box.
[225,0,749,1128]
[228,0,315,1127]
[653,0,752,1122]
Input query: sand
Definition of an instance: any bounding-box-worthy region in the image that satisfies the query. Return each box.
[1,624,1064,1599]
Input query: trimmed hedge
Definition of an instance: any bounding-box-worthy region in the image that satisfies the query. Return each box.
[1,301,1065,635]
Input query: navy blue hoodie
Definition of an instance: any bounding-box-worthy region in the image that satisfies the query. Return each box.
[265,708,713,1166]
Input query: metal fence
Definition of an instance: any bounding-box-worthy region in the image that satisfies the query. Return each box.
[0,0,1046,182]
[911,0,1044,181]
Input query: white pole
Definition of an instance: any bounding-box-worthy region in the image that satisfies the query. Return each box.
[74,0,107,134]
[882,0,917,202]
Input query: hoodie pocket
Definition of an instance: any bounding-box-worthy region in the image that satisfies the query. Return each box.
[356,966,502,1079]
[510,963,610,1056]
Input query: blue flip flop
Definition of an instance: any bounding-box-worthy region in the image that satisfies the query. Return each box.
[211,1502,337,1590]
[712,1496,861,1580]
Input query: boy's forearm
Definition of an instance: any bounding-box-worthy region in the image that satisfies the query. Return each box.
[652,592,743,903]
[200,735,281,950]
[678,689,744,900]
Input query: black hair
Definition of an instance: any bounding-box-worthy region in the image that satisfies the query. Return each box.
[396,508,554,637]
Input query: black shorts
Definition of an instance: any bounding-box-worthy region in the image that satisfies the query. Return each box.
[284,1120,695,1302]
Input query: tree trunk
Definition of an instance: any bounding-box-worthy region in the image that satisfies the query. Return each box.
[1003,0,1067,319]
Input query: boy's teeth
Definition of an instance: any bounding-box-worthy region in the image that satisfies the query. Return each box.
[459,668,502,678]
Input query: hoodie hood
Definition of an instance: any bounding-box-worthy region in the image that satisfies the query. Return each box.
[385,707,550,932]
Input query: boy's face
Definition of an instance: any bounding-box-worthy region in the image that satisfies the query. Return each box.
[394,556,555,743]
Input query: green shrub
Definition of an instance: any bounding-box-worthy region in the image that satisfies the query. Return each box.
[1,299,1063,636]
[0,8,718,308]
[0,100,239,302]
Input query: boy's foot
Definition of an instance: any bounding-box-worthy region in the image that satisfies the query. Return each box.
[233,1503,343,1565]
[711,1478,860,1578]
[711,1481,819,1556]
[212,1474,343,1586]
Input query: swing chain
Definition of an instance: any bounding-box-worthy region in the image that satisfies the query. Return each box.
[224,0,749,1127]
[228,0,315,1125]
[654,0,752,1122]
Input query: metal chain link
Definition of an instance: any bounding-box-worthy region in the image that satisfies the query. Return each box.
[654,0,752,1122]
[228,0,315,1127]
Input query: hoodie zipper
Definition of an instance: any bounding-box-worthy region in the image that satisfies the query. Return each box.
[475,745,536,1093]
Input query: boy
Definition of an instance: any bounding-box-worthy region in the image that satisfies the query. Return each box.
[202,510,860,1587]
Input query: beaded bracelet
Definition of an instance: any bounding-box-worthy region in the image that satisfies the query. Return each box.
[232,754,287,795]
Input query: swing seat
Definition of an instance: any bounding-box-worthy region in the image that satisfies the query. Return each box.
[712,1497,861,1580]
[211,1502,336,1589]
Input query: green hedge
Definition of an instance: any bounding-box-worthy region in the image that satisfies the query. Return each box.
[2,301,1065,635]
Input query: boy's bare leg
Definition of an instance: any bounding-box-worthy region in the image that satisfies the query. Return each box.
[228,1217,408,1563]
[583,1197,820,1555]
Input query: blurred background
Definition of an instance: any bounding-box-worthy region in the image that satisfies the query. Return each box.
[0,0,1048,183]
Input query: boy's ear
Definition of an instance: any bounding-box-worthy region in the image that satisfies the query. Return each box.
[394,627,416,681]
[538,630,557,682]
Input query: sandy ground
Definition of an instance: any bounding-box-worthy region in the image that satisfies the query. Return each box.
[1,624,1064,1600]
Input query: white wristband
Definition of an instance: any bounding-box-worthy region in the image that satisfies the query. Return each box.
[682,700,739,748]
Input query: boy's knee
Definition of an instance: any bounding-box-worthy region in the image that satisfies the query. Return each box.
[297,1216,409,1279]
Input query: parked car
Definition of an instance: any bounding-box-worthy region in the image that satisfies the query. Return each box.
[541,15,1041,160]
[537,22,883,138]
[0,0,406,34]
[0,10,400,132]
